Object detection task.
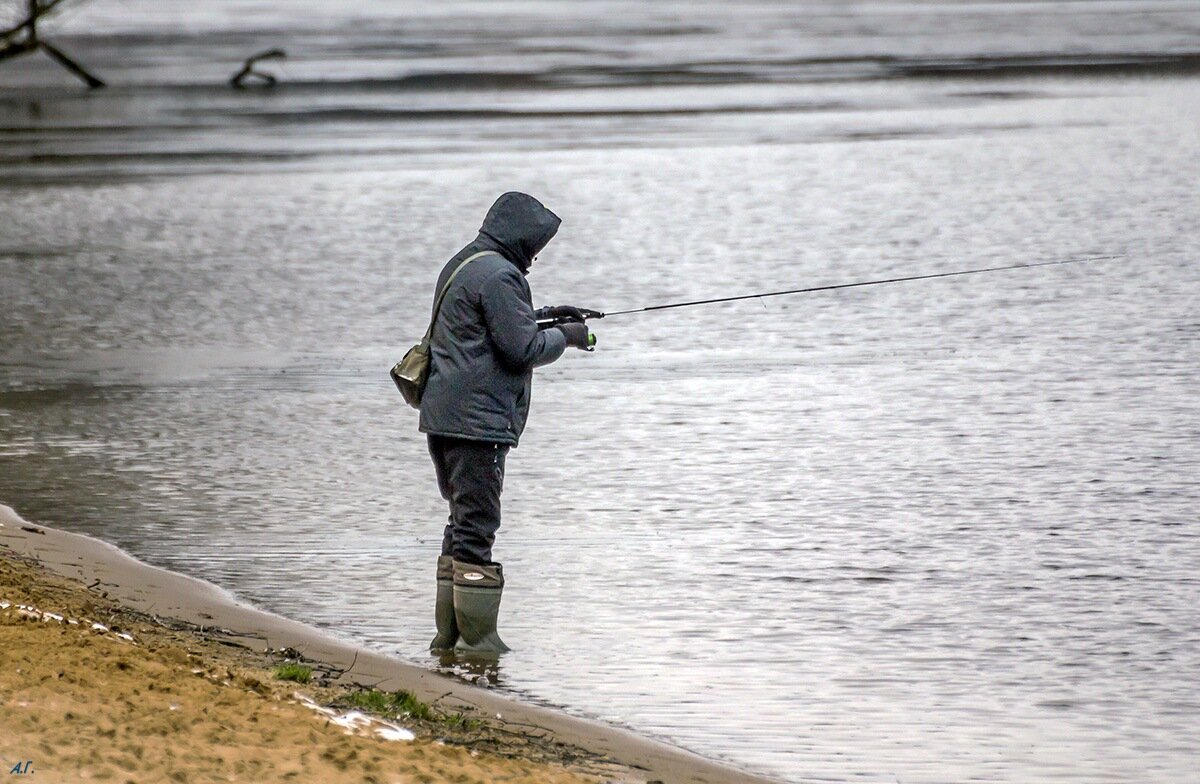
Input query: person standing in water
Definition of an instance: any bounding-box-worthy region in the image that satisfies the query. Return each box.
[420,192,595,654]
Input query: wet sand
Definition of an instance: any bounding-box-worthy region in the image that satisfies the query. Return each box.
[0,504,779,784]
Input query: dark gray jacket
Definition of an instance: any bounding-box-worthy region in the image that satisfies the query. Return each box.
[418,193,567,446]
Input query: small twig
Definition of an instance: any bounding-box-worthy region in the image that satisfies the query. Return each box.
[320,649,359,680]
[39,39,105,87]
[429,691,455,708]
[0,39,36,62]
[229,48,286,89]
[350,674,389,690]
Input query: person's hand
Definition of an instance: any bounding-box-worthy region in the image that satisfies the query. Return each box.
[556,321,592,350]
[538,305,602,323]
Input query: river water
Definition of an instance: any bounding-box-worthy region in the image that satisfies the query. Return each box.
[2,2,1199,782]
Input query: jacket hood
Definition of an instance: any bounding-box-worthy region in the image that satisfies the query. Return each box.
[476,192,561,273]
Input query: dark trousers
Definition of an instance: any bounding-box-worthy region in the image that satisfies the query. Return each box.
[427,434,509,566]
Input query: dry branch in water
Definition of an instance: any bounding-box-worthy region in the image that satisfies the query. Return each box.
[230,47,286,88]
[0,0,104,87]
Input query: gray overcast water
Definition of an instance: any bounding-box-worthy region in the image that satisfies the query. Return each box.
[2,2,1199,782]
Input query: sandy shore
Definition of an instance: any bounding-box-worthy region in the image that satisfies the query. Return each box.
[0,550,605,783]
[0,504,779,784]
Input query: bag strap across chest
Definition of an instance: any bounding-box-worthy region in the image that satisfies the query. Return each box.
[424,251,496,343]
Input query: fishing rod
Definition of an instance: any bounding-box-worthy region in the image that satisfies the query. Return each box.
[537,253,1121,338]
[603,253,1121,318]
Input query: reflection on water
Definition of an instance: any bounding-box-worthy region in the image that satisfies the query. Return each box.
[3,3,1200,782]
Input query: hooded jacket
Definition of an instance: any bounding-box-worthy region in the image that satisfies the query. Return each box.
[418,192,566,446]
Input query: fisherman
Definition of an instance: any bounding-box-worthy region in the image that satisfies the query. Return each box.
[420,192,594,654]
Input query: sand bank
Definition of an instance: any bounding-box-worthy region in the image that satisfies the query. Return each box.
[0,550,603,782]
[0,504,779,784]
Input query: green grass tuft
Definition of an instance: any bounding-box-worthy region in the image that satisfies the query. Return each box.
[333,688,481,730]
[272,663,313,683]
[340,689,455,723]
[441,711,479,731]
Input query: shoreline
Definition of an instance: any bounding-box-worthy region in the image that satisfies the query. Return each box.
[0,503,780,784]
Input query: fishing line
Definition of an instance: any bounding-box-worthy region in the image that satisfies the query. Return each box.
[598,253,1122,319]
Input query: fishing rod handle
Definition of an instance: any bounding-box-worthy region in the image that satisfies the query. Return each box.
[535,315,598,351]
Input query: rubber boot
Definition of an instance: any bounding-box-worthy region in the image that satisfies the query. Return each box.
[429,555,458,651]
[452,559,511,654]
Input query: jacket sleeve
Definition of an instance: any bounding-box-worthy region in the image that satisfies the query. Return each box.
[480,266,567,371]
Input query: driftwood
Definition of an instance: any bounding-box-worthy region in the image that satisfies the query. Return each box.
[0,0,104,87]
[229,47,286,88]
